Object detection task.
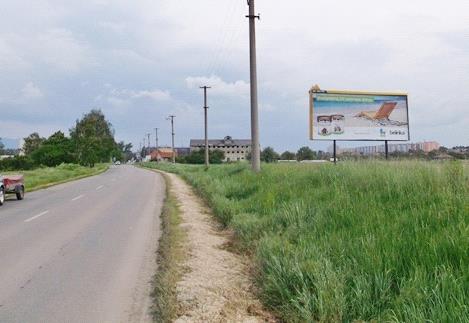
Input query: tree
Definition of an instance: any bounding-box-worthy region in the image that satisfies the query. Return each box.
[210,149,225,164]
[317,150,329,160]
[180,149,225,164]
[70,110,117,167]
[23,132,45,156]
[428,150,439,160]
[0,138,4,155]
[117,141,133,162]
[296,146,316,161]
[261,147,279,163]
[280,151,296,160]
[438,146,449,153]
[31,131,75,167]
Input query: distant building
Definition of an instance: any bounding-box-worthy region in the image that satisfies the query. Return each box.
[150,147,177,162]
[174,147,191,157]
[190,136,252,162]
[335,141,440,155]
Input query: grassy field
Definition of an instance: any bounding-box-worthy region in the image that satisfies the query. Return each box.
[143,161,468,322]
[4,163,108,191]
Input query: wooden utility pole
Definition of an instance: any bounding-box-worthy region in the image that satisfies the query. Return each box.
[154,128,159,161]
[167,115,176,163]
[147,133,151,150]
[246,0,261,172]
[200,86,211,169]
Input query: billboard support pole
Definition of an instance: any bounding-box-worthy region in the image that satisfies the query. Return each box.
[385,140,389,160]
[333,140,337,164]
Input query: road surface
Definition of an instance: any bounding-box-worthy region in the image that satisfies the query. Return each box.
[0,165,164,323]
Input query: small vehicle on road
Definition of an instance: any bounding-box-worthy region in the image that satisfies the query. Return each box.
[0,175,25,206]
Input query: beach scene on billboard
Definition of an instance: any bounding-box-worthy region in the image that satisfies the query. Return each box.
[311,92,409,141]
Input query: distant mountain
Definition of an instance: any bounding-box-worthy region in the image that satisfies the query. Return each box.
[0,138,20,149]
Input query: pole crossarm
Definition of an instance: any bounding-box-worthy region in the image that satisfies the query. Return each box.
[245,14,260,19]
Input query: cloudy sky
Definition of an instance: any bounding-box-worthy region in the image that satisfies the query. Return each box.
[1,0,468,151]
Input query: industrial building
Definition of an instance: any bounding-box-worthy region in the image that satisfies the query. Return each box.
[190,136,252,162]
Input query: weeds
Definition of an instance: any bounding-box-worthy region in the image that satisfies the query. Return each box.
[143,161,469,322]
[149,172,186,322]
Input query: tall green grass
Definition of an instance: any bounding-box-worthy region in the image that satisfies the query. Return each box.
[4,163,108,191]
[144,161,469,322]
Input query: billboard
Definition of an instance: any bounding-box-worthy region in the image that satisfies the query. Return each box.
[309,90,410,141]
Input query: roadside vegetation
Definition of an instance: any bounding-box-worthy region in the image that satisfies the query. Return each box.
[0,110,134,172]
[143,161,468,322]
[4,163,108,191]
[148,171,186,322]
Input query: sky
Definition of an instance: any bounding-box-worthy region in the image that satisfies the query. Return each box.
[0,0,468,151]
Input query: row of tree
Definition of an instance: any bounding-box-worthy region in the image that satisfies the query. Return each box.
[257,145,469,163]
[0,110,132,170]
[259,146,330,163]
[176,149,225,164]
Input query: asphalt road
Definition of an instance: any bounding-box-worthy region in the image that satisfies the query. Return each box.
[0,165,164,323]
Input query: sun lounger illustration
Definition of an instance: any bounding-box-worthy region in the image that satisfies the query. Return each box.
[355,102,397,120]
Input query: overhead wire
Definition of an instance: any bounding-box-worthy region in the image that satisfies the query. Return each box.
[204,0,243,78]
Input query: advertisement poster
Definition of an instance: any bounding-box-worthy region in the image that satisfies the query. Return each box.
[310,91,410,141]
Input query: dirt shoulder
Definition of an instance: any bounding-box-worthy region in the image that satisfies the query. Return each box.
[164,172,274,322]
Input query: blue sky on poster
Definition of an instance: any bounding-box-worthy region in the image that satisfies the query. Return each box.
[0,0,468,150]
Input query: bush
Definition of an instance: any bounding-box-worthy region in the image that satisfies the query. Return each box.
[178,149,225,164]
[0,156,36,171]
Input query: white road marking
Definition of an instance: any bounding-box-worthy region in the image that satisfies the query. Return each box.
[24,211,49,223]
[71,194,85,201]
[96,185,104,191]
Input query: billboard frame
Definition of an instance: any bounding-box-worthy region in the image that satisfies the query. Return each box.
[309,88,410,142]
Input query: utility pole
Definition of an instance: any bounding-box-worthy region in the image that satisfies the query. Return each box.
[154,128,159,162]
[200,86,211,169]
[167,115,176,163]
[146,133,151,160]
[246,0,261,172]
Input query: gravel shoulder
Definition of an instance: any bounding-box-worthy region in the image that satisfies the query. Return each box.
[165,172,274,322]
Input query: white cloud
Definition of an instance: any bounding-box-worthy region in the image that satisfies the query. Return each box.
[185,75,250,97]
[21,82,44,99]
[1,0,468,149]
[98,86,172,110]
[259,103,276,112]
[0,37,29,72]
[97,21,126,33]
[0,119,64,139]
[36,28,93,73]
[130,89,171,101]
